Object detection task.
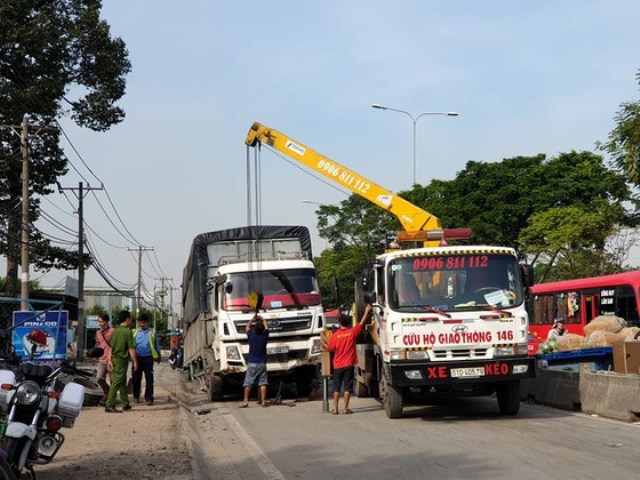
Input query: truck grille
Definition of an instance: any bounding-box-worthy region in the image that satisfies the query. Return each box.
[432,348,489,360]
[236,315,312,333]
[243,350,308,363]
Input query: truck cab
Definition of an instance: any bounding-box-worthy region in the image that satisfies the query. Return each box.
[182,226,325,401]
[356,245,534,417]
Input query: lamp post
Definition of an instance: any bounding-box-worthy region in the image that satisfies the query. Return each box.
[371,103,459,186]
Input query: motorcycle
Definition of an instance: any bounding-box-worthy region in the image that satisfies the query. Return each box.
[0,352,92,480]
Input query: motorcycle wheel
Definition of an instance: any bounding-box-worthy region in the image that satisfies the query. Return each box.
[0,455,16,480]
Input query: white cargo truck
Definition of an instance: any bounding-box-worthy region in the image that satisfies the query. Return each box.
[182,225,326,401]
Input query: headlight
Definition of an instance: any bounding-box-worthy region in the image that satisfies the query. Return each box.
[407,350,428,360]
[16,380,41,406]
[225,346,242,361]
[390,351,406,360]
[494,346,515,357]
[311,339,322,354]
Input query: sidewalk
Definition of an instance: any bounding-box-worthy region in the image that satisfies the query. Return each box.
[36,361,194,480]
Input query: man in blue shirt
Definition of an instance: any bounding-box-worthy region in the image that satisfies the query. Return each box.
[239,315,269,408]
[133,313,161,405]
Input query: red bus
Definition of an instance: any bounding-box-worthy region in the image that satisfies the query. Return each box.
[527,271,640,355]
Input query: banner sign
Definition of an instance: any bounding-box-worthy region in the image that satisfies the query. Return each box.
[12,310,69,364]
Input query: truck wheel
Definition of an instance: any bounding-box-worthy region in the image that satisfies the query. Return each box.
[381,373,403,418]
[496,380,521,415]
[208,375,224,402]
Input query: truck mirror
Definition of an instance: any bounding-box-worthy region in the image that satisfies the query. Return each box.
[521,264,534,287]
[365,291,377,304]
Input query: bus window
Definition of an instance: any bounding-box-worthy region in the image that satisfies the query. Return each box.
[583,294,599,324]
[531,292,582,325]
[613,285,639,327]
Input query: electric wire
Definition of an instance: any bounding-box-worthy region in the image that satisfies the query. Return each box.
[262,143,352,197]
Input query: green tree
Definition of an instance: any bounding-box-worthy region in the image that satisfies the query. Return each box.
[313,151,636,290]
[518,205,620,281]
[0,0,131,296]
[316,195,393,250]
[86,304,107,316]
[314,195,396,306]
[407,151,635,248]
[600,69,640,184]
[314,245,374,309]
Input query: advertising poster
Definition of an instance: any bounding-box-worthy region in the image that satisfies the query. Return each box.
[12,310,69,364]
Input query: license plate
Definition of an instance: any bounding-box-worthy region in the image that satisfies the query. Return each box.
[267,346,289,354]
[450,367,485,378]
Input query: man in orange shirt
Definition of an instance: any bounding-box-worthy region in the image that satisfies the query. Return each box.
[327,304,372,415]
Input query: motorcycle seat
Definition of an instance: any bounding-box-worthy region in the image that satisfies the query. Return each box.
[22,361,53,379]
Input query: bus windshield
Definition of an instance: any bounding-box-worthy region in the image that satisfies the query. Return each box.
[388,253,523,313]
[222,268,321,311]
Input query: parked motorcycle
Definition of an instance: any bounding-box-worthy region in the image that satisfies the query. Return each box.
[0,355,92,480]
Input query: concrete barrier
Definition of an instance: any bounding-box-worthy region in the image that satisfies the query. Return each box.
[579,365,640,422]
[521,366,580,410]
[522,363,640,422]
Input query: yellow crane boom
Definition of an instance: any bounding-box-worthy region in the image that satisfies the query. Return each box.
[245,122,442,234]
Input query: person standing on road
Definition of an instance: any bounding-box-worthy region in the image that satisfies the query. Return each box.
[95,313,114,406]
[239,315,270,408]
[326,304,372,415]
[132,313,161,405]
[105,310,138,413]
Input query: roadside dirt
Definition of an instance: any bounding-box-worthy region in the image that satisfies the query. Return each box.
[36,360,194,480]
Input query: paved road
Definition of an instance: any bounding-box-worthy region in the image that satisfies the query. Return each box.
[187,389,640,480]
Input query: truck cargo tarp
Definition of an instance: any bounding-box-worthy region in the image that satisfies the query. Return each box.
[182,225,312,324]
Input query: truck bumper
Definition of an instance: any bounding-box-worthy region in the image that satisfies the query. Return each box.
[388,356,534,388]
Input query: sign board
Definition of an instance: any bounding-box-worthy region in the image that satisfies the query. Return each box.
[86,315,99,329]
[12,310,69,365]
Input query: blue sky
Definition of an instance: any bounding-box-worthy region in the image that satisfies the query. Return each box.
[11,0,640,315]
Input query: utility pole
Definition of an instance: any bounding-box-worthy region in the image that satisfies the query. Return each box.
[20,116,30,310]
[154,277,171,331]
[58,182,103,360]
[128,246,153,320]
[1,115,57,308]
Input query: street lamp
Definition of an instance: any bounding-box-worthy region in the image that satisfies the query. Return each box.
[371,103,459,186]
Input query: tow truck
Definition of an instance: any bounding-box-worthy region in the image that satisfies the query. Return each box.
[245,122,534,418]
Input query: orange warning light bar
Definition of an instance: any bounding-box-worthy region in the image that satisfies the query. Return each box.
[397,228,472,243]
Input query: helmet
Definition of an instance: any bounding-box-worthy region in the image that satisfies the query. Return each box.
[553,317,564,325]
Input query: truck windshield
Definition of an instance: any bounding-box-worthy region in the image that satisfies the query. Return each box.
[388,253,523,313]
[222,268,321,311]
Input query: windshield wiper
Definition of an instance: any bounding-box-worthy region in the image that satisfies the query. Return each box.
[476,305,511,315]
[400,304,451,318]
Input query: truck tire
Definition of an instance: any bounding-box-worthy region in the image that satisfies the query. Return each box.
[55,374,104,407]
[496,380,521,415]
[208,375,224,402]
[381,372,403,418]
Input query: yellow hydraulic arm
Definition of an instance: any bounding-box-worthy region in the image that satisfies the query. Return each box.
[245,122,442,235]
